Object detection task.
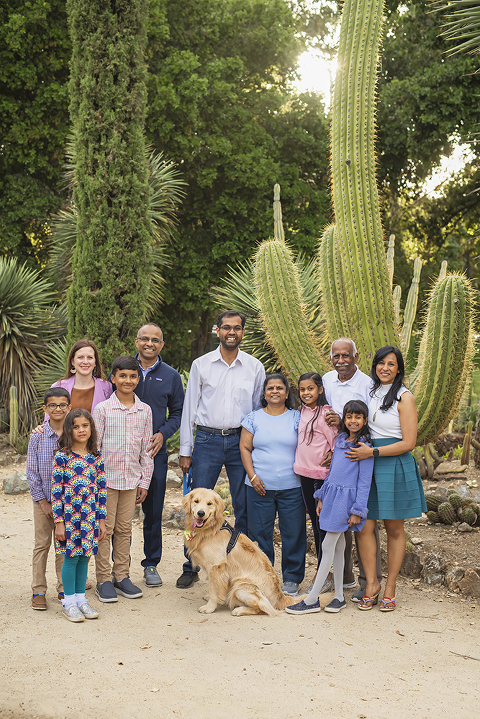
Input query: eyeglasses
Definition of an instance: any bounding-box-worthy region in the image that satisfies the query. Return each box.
[219,325,243,332]
[46,403,69,411]
[137,337,163,344]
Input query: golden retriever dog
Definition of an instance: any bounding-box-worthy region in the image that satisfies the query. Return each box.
[182,488,297,616]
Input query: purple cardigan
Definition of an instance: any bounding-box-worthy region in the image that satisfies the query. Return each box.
[45,376,113,420]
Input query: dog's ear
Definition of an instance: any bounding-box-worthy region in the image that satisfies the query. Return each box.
[182,492,192,513]
[214,492,225,519]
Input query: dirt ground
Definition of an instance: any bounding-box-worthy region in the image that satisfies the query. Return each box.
[1,454,480,719]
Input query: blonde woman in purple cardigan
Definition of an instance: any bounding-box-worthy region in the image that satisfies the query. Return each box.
[286,400,374,615]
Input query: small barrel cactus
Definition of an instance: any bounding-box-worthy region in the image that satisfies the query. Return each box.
[448,493,463,510]
[426,510,441,524]
[458,507,477,526]
[438,502,457,524]
[425,494,444,512]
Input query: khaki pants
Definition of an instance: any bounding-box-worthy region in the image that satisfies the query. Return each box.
[32,501,64,595]
[95,488,137,583]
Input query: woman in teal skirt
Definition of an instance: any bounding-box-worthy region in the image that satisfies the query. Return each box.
[345,346,426,612]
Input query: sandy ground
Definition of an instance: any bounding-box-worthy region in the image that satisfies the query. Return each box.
[1,487,480,719]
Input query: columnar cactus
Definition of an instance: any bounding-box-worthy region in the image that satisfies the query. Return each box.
[248,0,475,444]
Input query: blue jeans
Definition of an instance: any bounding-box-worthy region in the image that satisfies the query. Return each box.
[183,430,247,572]
[246,485,306,584]
[141,453,168,568]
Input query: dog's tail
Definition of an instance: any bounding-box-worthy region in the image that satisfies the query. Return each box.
[227,581,279,617]
[277,592,306,609]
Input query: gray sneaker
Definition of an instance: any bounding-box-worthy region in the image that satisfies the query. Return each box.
[351,587,365,603]
[143,566,162,587]
[95,581,118,603]
[114,577,143,599]
[78,602,99,619]
[343,580,357,589]
[62,605,85,622]
[282,581,300,597]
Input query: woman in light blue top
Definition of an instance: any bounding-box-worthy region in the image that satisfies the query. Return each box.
[240,374,306,597]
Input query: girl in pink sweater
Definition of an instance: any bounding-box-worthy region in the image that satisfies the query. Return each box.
[294,373,338,568]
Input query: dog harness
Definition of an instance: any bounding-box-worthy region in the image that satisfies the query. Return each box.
[220,520,241,554]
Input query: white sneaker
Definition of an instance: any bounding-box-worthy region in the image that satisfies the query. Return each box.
[78,602,99,619]
[62,605,85,622]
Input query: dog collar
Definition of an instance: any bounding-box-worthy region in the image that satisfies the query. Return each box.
[184,529,196,541]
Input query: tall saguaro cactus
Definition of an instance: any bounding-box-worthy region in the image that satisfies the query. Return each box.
[220,0,475,445]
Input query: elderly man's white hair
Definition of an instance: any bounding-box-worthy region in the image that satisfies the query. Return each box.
[330,338,358,358]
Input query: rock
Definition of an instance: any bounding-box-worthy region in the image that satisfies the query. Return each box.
[168,453,179,466]
[400,549,422,578]
[133,504,145,521]
[166,469,182,488]
[473,491,480,503]
[456,484,471,499]
[3,471,29,494]
[162,506,185,529]
[216,477,228,486]
[458,568,480,598]
[445,565,465,590]
[410,537,423,545]
[421,553,445,585]
[458,522,474,533]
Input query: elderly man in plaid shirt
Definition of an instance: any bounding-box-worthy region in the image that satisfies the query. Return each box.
[93,355,154,603]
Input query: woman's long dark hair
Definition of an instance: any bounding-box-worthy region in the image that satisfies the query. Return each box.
[340,400,371,445]
[298,372,328,446]
[261,373,294,409]
[58,408,99,456]
[369,345,405,412]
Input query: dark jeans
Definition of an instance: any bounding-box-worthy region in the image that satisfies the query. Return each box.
[141,453,168,568]
[183,430,246,572]
[246,485,306,584]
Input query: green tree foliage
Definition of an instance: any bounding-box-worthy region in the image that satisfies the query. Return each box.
[0,0,71,265]
[66,0,153,366]
[146,0,332,368]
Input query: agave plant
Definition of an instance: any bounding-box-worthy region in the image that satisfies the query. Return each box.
[214,0,476,445]
[48,143,185,309]
[0,258,65,430]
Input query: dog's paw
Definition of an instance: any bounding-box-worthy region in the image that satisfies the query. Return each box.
[198,604,216,614]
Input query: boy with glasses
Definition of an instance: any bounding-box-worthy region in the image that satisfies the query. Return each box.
[27,388,71,610]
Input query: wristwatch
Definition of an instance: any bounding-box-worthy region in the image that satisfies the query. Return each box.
[373,448,380,458]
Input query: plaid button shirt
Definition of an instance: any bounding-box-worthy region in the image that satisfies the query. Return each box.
[26,422,60,502]
[93,392,153,490]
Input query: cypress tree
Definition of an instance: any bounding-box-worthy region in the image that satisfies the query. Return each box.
[66,0,152,365]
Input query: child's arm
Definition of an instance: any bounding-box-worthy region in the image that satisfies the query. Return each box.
[96,454,107,541]
[137,407,154,503]
[51,453,66,542]
[92,405,105,451]
[26,434,51,516]
[349,451,374,521]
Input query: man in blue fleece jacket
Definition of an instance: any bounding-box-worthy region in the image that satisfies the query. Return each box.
[134,323,184,587]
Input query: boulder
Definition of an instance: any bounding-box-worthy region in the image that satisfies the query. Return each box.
[458,568,480,599]
[162,506,185,529]
[3,471,29,494]
[168,453,179,466]
[400,549,422,578]
[456,484,472,499]
[166,469,182,488]
[458,522,474,533]
[444,565,465,591]
[421,552,445,586]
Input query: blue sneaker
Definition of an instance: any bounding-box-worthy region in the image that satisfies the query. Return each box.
[285,599,321,615]
[324,598,346,613]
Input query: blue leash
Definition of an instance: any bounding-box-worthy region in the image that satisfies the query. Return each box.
[182,467,193,495]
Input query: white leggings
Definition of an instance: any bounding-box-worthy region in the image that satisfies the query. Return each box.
[305,531,345,605]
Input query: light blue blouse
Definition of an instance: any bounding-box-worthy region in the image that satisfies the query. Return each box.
[242,408,301,491]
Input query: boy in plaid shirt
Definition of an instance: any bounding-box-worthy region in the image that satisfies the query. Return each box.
[93,356,153,602]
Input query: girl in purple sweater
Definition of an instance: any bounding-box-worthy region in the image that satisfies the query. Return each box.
[287,400,374,615]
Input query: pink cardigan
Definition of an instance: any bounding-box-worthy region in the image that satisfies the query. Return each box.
[294,405,338,480]
[45,376,113,420]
